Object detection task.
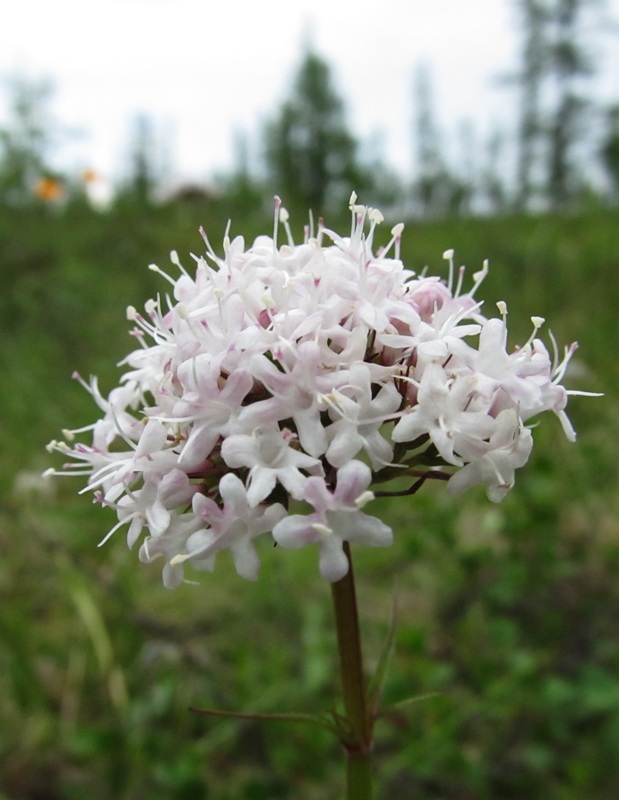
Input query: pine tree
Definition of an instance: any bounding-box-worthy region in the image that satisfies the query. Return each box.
[263,50,367,213]
[546,0,594,209]
[0,76,58,206]
[512,0,549,210]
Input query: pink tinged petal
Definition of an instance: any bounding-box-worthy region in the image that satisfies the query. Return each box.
[218,472,251,511]
[362,430,395,470]
[372,382,402,416]
[318,537,350,582]
[221,368,254,404]
[162,561,184,589]
[332,460,373,506]
[430,427,464,467]
[246,468,277,507]
[272,515,319,548]
[446,462,486,498]
[447,416,534,502]
[325,429,363,468]
[221,433,256,468]
[478,318,508,367]
[158,468,198,507]
[136,419,168,457]
[254,426,287,465]
[303,476,335,514]
[259,502,288,533]
[249,353,292,395]
[230,539,261,580]
[237,396,284,429]
[138,539,157,564]
[185,528,218,556]
[273,515,349,581]
[556,408,576,442]
[179,424,220,465]
[126,516,145,548]
[190,555,217,573]
[294,408,328,458]
[276,467,311,501]
[286,447,323,472]
[192,493,225,526]
[328,509,393,547]
[392,409,427,443]
[146,499,171,537]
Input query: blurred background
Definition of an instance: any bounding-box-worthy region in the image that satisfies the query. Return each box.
[1,1,619,798]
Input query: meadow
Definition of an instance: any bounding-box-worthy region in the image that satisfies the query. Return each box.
[1,197,618,799]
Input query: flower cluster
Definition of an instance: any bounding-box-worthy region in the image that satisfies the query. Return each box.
[47,196,584,587]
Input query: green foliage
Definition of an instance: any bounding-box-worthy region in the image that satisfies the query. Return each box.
[1,201,618,798]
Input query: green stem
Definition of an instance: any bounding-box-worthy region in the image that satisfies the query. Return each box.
[331,542,374,800]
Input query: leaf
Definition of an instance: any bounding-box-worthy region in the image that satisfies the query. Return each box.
[367,582,399,718]
[379,692,442,718]
[188,706,338,735]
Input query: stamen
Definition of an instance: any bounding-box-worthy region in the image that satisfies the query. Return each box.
[273,195,282,249]
[522,316,545,349]
[470,260,489,296]
[443,249,455,292]
[97,517,129,547]
[383,222,404,260]
[280,206,295,247]
[355,490,375,508]
[149,263,177,287]
[199,226,222,265]
[454,265,466,298]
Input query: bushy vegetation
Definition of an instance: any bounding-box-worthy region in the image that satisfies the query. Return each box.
[1,198,617,799]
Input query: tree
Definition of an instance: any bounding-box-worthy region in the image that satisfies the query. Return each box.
[411,65,446,216]
[410,65,470,218]
[511,0,603,210]
[263,50,368,213]
[481,129,510,213]
[512,0,549,210]
[115,113,166,207]
[545,0,596,209]
[0,75,59,206]
[600,104,619,201]
[214,129,263,216]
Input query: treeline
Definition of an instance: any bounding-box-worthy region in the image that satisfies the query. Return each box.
[1,0,618,218]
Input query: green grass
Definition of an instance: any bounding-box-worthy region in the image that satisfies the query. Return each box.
[1,200,618,799]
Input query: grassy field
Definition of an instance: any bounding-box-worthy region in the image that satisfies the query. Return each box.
[1,199,618,799]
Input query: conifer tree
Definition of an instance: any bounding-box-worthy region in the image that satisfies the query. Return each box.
[263,50,368,213]
[0,76,58,206]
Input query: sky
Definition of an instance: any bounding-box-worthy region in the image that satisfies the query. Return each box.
[1,0,619,190]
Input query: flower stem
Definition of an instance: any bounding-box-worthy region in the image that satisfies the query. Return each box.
[331,541,374,800]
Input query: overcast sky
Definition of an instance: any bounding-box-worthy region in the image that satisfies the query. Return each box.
[1,0,618,187]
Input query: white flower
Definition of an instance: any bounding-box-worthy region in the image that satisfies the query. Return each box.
[446,410,534,502]
[168,474,287,581]
[47,196,591,586]
[323,365,402,470]
[392,363,496,466]
[221,425,323,507]
[273,461,392,582]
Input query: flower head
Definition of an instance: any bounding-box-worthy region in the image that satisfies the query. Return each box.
[46,195,593,586]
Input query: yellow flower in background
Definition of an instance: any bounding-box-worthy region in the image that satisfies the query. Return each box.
[35,176,63,202]
[81,169,99,184]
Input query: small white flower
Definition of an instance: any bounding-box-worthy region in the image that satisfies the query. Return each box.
[447,410,534,502]
[172,474,287,580]
[221,425,323,507]
[273,461,393,582]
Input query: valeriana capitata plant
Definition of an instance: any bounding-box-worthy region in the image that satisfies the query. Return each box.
[46,195,596,798]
